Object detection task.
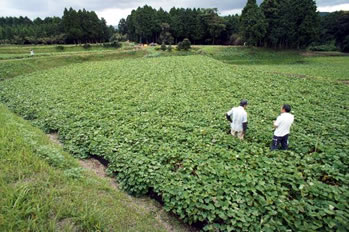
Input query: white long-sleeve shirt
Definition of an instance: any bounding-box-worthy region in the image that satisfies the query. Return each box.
[274,112,294,137]
[227,106,247,132]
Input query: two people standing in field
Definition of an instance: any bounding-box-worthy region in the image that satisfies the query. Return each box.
[226,100,294,150]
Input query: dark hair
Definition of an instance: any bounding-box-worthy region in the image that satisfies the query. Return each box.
[283,104,291,112]
[240,99,248,107]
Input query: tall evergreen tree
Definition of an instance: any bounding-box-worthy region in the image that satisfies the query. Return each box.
[334,12,349,52]
[159,23,174,44]
[291,0,320,48]
[240,0,267,46]
[118,18,127,35]
[261,0,283,48]
[201,9,226,44]
[223,14,240,41]
[191,9,205,44]
[62,8,83,43]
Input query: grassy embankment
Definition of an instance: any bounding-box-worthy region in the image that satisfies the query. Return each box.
[0,43,137,58]
[2,44,348,82]
[0,43,146,80]
[199,46,349,82]
[0,104,168,231]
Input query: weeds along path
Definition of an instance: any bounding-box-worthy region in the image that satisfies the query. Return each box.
[47,133,197,232]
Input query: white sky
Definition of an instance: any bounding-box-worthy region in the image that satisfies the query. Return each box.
[0,0,348,25]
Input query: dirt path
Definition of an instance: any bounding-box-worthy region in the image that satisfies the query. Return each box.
[47,133,197,232]
[340,80,349,85]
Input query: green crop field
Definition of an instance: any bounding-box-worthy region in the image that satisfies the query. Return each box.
[0,48,349,231]
[1,46,348,232]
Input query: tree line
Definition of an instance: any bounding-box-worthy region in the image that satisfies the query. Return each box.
[316,11,349,52]
[240,0,320,49]
[0,1,348,52]
[119,0,348,51]
[118,6,240,45]
[240,0,349,51]
[0,8,115,44]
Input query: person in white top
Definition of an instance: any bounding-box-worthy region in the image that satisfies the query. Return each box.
[271,104,294,150]
[226,100,248,140]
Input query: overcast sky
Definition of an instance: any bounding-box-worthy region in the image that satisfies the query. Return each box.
[0,0,348,25]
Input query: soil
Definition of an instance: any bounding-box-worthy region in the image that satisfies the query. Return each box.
[47,133,62,146]
[270,71,308,79]
[340,80,349,85]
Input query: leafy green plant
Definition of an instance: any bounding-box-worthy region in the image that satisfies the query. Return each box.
[55,45,65,51]
[161,42,167,51]
[181,38,191,50]
[103,41,121,49]
[177,39,191,51]
[0,55,348,231]
[83,43,91,49]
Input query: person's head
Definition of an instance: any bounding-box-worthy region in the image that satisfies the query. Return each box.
[240,99,248,109]
[281,104,291,113]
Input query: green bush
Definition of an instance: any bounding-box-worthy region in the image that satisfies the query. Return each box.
[110,33,127,42]
[183,39,191,50]
[83,43,91,49]
[103,41,121,49]
[177,38,191,51]
[55,45,65,51]
[161,42,167,51]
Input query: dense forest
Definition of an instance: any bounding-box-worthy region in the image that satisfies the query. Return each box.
[121,0,349,51]
[0,8,114,44]
[0,0,348,51]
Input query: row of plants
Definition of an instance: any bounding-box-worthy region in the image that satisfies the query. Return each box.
[0,55,348,231]
[158,38,192,52]
[55,40,122,51]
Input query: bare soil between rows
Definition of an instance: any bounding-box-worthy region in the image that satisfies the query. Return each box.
[47,133,198,232]
[340,80,349,85]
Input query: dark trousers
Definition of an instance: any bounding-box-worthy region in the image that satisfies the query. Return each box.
[271,134,289,150]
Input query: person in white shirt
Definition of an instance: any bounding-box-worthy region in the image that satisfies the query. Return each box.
[226,100,248,140]
[271,104,294,150]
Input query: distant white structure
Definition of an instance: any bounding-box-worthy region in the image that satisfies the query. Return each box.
[30,49,34,56]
